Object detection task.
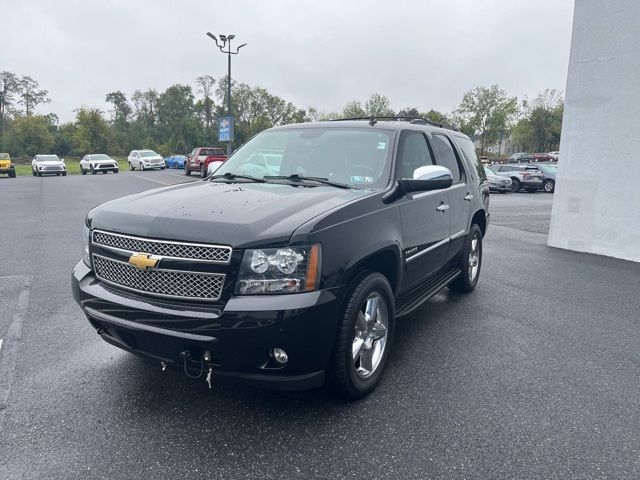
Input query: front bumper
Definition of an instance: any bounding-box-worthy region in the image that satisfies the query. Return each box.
[71,261,341,390]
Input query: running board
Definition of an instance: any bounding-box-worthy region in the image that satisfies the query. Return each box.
[395,267,461,318]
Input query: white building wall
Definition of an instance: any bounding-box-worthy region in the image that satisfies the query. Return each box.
[548,0,640,262]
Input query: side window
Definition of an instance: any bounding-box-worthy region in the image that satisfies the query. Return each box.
[454,136,484,180]
[395,130,434,179]
[431,134,462,183]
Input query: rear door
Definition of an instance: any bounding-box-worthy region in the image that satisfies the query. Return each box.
[430,132,471,261]
[396,129,450,290]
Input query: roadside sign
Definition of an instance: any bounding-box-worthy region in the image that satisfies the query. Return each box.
[218,116,234,142]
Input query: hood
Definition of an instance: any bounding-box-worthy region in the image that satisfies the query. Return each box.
[37,160,64,166]
[88,181,372,248]
[141,155,163,161]
[91,159,116,164]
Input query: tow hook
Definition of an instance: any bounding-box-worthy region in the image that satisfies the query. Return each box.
[180,349,214,389]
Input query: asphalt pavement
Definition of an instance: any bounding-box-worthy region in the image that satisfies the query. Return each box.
[1,172,639,479]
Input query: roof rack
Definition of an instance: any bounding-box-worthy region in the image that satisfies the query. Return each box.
[331,116,459,131]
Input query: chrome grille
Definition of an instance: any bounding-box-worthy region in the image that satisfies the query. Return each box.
[43,165,62,171]
[93,254,225,301]
[92,230,232,263]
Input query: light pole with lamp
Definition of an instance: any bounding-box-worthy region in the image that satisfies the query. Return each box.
[206,32,247,156]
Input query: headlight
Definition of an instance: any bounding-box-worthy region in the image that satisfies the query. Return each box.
[236,244,321,295]
[82,224,91,267]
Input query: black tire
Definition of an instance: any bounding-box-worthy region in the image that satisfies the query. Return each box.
[510,179,520,192]
[328,271,395,399]
[37,171,42,177]
[140,162,145,171]
[114,169,119,174]
[91,165,96,175]
[448,224,483,293]
[185,167,191,176]
[32,169,37,176]
[9,170,16,178]
[81,166,87,175]
[160,166,165,170]
[544,179,555,193]
[129,162,135,171]
[62,172,66,176]
[200,164,206,178]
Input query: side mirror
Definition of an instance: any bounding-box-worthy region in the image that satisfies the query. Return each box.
[61,158,65,163]
[402,165,453,193]
[382,165,453,203]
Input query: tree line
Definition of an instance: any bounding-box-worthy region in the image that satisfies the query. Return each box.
[0,69,563,158]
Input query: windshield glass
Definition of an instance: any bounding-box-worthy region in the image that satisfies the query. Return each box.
[214,128,392,188]
[0,153,9,160]
[140,151,159,157]
[91,154,111,160]
[538,164,557,173]
[37,155,60,162]
[200,148,224,156]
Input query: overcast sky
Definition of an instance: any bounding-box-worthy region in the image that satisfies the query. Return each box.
[3,0,574,122]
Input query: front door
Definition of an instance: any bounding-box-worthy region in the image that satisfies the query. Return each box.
[396,129,450,290]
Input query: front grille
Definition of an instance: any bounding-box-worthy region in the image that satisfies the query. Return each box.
[93,254,225,301]
[43,166,62,171]
[92,230,232,263]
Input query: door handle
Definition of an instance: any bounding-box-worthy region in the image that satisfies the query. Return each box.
[464,193,473,201]
[436,203,449,212]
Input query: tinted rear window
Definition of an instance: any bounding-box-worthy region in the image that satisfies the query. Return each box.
[200,148,224,156]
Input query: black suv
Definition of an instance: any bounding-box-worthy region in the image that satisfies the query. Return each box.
[72,118,489,398]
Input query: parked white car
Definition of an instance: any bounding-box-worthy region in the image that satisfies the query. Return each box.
[127,150,165,171]
[548,151,559,161]
[80,154,119,175]
[206,160,225,176]
[32,154,66,177]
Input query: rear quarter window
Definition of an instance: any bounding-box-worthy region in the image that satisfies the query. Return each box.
[453,136,485,181]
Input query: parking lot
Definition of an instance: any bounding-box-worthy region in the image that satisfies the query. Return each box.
[1,172,639,479]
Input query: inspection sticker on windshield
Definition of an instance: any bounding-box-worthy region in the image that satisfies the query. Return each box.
[350,176,374,183]
[377,142,386,150]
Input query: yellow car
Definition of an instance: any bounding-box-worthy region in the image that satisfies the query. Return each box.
[0,153,16,178]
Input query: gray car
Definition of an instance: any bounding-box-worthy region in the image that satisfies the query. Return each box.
[488,164,544,193]
[484,166,511,193]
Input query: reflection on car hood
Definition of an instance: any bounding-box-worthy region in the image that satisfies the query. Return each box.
[88,181,371,248]
[36,160,64,166]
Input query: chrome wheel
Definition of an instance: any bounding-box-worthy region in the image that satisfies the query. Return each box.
[352,293,388,379]
[469,235,480,282]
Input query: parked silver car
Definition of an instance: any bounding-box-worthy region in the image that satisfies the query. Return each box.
[484,166,511,193]
[80,154,119,175]
[127,150,165,171]
[488,164,544,193]
[31,154,66,177]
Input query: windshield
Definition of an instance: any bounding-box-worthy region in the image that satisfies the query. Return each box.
[200,148,224,156]
[140,151,159,157]
[0,153,9,160]
[538,164,557,173]
[214,128,392,188]
[37,155,60,162]
[91,154,111,160]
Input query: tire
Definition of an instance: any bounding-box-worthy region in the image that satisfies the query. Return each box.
[62,172,66,176]
[200,164,206,178]
[32,169,37,176]
[544,179,555,193]
[160,166,165,170]
[140,162,145,171]
[9,171,15,178]
[37,171,42,177]
[91,165,96,175]
[448,224,483,293]
[510,179,520,192]
[328,271,395,399]
[114,169,119,174]
[81,166,87,175]
[129,162,135,171]
[185,166,191,176]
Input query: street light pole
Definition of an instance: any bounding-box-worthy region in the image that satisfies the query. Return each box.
[206,32,247,157]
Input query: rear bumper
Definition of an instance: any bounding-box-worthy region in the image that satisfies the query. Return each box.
[71,261,340,391]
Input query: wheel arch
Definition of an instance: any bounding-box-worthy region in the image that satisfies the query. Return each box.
[471,209,487,237]
[342,246,402,297]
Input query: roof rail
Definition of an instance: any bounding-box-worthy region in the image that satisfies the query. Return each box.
[330,116,459,131]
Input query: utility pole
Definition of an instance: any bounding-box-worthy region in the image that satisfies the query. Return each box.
[206,32,247,156]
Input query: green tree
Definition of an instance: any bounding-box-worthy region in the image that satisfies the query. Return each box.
[0,71,20,131]
[453,85,517,154]
[18,76,49,116]
[156,84,201,153]
[73,108,110,155]
[342,100,366,118]
[195,75,216,134]
[4,115,54,156]
[364,93,394,116]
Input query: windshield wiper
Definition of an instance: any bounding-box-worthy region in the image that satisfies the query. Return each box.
[264,174,353,189]
[209,172,267,183]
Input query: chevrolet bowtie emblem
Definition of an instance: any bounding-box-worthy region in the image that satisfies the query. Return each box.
[128,253,160,270]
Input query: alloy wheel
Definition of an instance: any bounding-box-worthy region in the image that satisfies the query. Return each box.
[352,292,389,379]
[468,234,480,282]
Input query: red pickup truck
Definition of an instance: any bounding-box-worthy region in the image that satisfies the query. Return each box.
[184,147,227,178]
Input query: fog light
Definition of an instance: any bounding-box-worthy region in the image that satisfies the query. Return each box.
[271,347,288,364]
